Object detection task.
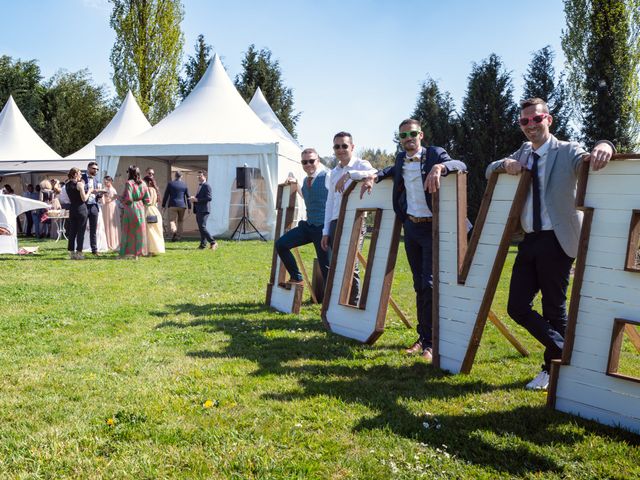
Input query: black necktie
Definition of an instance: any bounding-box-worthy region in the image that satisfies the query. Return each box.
[531,152,542,232]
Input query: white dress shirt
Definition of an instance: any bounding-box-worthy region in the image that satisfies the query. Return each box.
[403,149,431,217]
[521,138,553,233]
[322,157,377,235]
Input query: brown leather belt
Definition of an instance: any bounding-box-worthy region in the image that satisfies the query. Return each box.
[407,215,432,223]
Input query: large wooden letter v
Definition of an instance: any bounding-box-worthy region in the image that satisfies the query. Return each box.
[432,171,531,374]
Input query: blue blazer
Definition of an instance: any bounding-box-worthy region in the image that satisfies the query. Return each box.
[162,180,191,209]
[376,146,467,222]
[193,182,212,214]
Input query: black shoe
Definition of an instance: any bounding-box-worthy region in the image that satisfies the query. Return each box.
[198,244,206,249]
[171,234,177,242]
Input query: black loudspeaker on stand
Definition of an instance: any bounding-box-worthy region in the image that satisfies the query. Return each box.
[231,166,266,241]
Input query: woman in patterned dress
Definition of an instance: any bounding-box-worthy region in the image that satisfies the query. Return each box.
[143,175,165,255]
[119,165,150,259]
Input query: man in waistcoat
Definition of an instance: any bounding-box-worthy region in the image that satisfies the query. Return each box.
[81,161,101,255]
[276,148,330,284]
[361,119,467,361]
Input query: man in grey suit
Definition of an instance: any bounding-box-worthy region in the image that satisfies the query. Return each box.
[486,97,614,390]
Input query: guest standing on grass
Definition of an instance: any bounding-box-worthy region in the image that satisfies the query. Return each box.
[361,118,467,362]
[66,167,93,260]
[119,165,151,259]
[189,170,218,250]
[144,175,165,256]
[101,176,120,251]
[162,171,191,242]
[485,97,614,390]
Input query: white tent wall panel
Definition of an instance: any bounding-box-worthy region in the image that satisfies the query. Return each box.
[436,173,519,374]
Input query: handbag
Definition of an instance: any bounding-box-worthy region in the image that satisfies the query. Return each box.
[146,214,158,224]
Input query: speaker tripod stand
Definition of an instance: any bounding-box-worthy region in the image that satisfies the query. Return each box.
[231,185,266,241]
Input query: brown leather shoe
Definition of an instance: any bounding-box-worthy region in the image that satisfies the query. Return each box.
[421,347,433,362]
[404,342,423,355]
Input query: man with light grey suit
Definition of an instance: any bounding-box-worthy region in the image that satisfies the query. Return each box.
[486,97,614,390]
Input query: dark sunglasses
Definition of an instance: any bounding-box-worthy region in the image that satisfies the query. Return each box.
[333,144,350,150]
[398,130,421,139]
[519,113,549,126]
[301,159,316,165]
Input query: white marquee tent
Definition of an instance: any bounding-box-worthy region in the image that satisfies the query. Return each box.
[66,90,151,162]
[249,87,300,147]
[96,54,304,239]
[0,95,78,176]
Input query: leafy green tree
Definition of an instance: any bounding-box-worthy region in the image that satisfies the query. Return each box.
[411,77,458,152]
[0,55,46,135]
[359,148,395,170]
[522,46,573,140]
[562,0,640,149]
[109,0,184,124]
[179,34,212,100]
[42,70,116,157]
[235,45,299,137]
[457,54,521,221]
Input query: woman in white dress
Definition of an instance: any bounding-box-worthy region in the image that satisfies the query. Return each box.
[143,175,165,255]
[101,176,120,251]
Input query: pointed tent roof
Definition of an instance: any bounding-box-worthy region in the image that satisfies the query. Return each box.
[66,91,151,160]
[0,95,61,161]
[121,54,288,146]
[249,87,299,147]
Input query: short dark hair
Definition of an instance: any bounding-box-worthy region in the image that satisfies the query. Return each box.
[301,148,318,157]
[104,175,113,182]
[174,171,183,179]
[399,118,421,130]
[197,170,207,177]
[87,161,99,169]
[333,131,352,142]
[520,97,549,113]
[127,165,142,184]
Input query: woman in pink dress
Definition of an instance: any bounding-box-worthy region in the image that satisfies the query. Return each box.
[101,176,120,251]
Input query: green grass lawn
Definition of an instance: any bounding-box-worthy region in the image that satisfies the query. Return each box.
[0,238,638,479]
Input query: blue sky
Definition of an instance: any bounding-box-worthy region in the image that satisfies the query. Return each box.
[0,0,567,156]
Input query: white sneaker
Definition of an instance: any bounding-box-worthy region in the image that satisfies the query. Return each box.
[525,370,550,390]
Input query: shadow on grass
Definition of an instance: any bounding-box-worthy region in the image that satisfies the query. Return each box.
[155,301,638,476]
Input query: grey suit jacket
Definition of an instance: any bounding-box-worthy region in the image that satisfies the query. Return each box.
[485,135,586,258]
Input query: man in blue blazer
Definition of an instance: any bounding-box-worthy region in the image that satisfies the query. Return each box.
[361,118,467,361]
[189,170,218,250]
[486,97,614,390]
[162,171,191,241]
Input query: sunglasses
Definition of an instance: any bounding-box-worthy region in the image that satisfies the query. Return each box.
[333,144,350,150]
[519,113,550,126]
[398,130,421,139]
[301,159,316,165]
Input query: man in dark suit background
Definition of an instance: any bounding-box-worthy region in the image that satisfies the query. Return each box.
[189,170,218,250]
[82,161,101,255]
[162,171,191,241]
[361,118,467,362]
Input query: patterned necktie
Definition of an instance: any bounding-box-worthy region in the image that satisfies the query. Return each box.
[531,152,542,232]
[306,177,313,188]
